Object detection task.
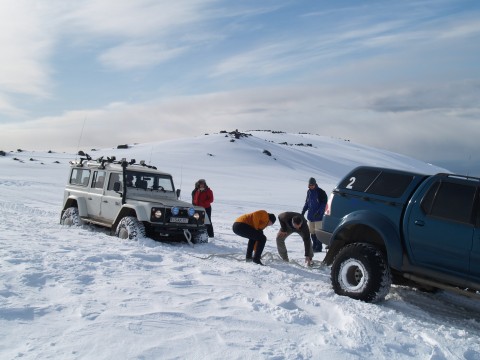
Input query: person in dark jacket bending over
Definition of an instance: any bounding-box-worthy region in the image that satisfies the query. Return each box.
[232,210,276,266]
[276,212,314,266]
[192,179,214,238]
[301,177,327,252]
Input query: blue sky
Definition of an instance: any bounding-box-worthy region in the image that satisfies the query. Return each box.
[0,0,479,175]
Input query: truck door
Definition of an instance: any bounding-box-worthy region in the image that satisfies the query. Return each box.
[86,170,106,219]
[406,180,475,274]
[100,172,123,224]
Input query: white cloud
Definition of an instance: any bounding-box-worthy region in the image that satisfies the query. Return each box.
[54,0,235,73]
[0,0,225,112]
[0,82,477,174]
[0,0,478,177]
[0,0,55,97]
[99,42,188,70]
[62,0,216,38]
[0,94,25,117]
[437,16,480,39]
[212,43,298,78]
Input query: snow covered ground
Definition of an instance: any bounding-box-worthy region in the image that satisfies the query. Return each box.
[1,131,480,360]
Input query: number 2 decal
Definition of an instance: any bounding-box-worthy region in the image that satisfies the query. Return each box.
[346,177,356,189]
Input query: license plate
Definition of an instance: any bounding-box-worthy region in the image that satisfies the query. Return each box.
[170,217,189,224]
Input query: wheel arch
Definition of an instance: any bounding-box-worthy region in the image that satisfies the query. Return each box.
[60,197,88,219]
[112,206,139,232]
[323,211,403,269]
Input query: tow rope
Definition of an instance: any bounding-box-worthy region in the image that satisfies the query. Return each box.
[183,229,193,247]
[190,251,325,269]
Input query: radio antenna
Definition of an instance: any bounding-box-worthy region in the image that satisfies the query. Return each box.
[76,117,87,158]
[467,154,471,176]
[179,166,183,199]
[148,145,153,165]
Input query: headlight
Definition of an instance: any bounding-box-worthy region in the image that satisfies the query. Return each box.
[188,208,195,217]
[172,207,179,216]
[193,213,200,220]
[154,210,162,218]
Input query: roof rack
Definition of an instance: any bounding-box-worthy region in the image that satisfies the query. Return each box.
[437,173,480,182]
[70,151,157,170]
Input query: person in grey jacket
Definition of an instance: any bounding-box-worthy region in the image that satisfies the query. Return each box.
[276,212,314,266]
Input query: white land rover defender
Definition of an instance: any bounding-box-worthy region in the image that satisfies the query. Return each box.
[60,153,209,244]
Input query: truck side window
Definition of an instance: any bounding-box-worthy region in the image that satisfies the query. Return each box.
[426,181,476,224]
[420,181,440,214]
[366,172,414,198]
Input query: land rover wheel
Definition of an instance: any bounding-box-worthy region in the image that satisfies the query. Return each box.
[115,216,146,240]
[192,228,209,244]
[331,243,391,303]
[60,207,82,226]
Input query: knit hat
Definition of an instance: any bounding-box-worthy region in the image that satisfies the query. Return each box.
[268,213,276,224]
[308,177,316,185]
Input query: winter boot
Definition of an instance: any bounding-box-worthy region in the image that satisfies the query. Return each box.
[253,258,265,266]
[207,224,214,238]
[253,238,266,265]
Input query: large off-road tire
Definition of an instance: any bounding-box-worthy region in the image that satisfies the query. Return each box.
[331,243,391,303]
[192,228,209,244]
[60,207,82,226]
[115,216,146,240]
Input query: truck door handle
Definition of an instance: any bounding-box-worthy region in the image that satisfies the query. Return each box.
[414,220,425,226]
[87,197,92,200]
[103,200,108,203]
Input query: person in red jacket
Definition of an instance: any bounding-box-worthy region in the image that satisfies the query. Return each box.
[192,179,214,238]
[232,210,276,265]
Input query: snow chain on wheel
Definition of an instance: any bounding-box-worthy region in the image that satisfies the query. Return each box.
[115,216,146,240]
[192,228,209,244]
[331,243,392,303]
[60,207,82,226]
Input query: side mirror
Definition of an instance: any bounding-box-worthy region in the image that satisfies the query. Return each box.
[113,181,121,192]
[176,189,181,198]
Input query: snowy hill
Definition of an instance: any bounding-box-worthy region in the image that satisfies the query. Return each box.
[2,131,479,360]
[82,130,446,206]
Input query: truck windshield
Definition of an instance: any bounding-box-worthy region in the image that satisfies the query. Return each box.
[125,171,174,191]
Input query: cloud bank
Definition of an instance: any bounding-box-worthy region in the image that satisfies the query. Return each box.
[0,0,478,175]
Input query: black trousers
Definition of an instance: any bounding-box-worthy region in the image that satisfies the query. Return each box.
[205,207,214,237]
[232,222,266,261]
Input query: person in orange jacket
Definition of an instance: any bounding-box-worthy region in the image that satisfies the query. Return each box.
[232,210,276,265]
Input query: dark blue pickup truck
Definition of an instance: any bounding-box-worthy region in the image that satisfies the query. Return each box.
[318,166,480,302]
